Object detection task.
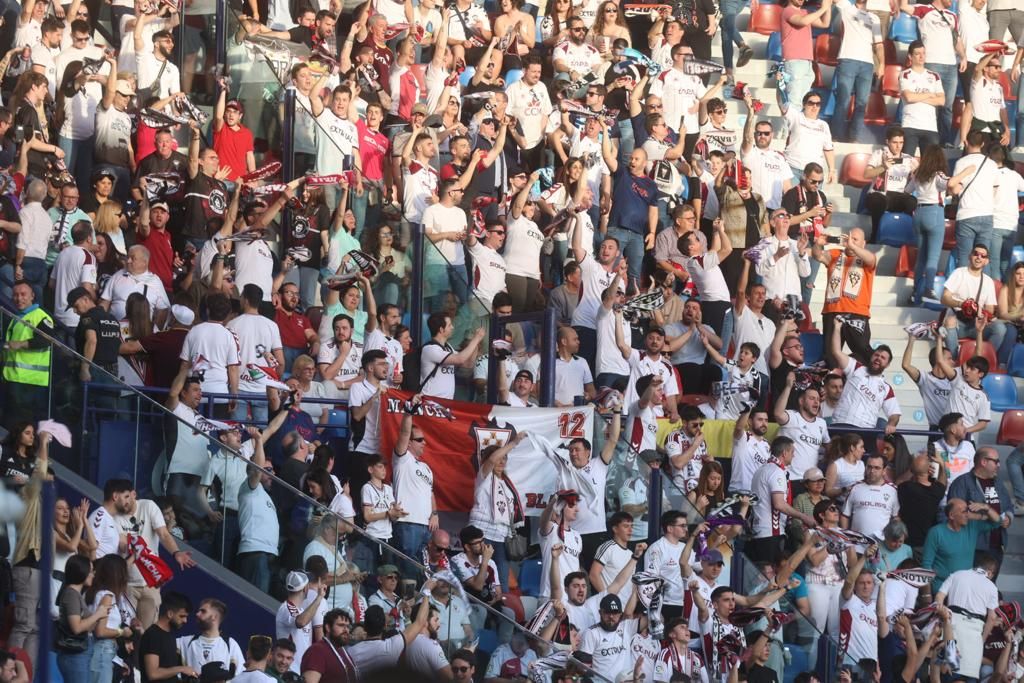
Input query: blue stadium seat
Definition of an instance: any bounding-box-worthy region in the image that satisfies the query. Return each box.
[476,629,499,655]
[1009,344,1024,379]
[889,11,919,43]
[518,559,543,596]
[800,332,824,365]
[921,275,946,311]
[816,87,836,120]
[877,212,915,247]
[1012,246,1024,268]
[945,251,957,275]
[767,32,782,63]
[855,185,870,215]
[983,374,1022,411]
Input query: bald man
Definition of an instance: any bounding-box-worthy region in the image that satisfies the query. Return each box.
[424,529,451,574]
[100,244,171,327]
[812,227,877,366]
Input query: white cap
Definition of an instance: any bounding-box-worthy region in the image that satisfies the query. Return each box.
[171,305,194,326]
[285,570,309,593]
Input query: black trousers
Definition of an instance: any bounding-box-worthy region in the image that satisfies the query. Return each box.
[821,312,873,367]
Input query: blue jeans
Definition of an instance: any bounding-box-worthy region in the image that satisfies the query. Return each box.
[607,227,644,291]
[990,229,1016,280]
[720,12,744,69]
[90,637,117,683]
[801,258,821,306]
[232,396,269,424]
[351,187,381,241]
[945,316,1008,363]
[1007,446,1024,503]
[913,204,945,302]
[832,59,875,142]
[617,119,635,167]
[394,521,430,578]
[955,215,993,275]
[58,639,93,682]
[925,62,959,144]
[489,539,510,591]
[59,134,95,195]
[238,551,273,593]
[782,59,814,112]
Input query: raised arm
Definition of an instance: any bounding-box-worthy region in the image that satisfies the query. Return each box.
[828,316,850,369]
[900,334,921,382]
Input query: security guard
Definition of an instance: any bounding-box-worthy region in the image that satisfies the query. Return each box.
[2,280,54,429]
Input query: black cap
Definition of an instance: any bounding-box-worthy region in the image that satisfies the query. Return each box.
[600,594,622,613]
[66,286,91,310]
[514,369,534,382]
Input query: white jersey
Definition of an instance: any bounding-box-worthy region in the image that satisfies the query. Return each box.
[570,457,609,536]
[836,2,882,63]
[505,80,553,149]
[565,593,604,633]
[227,313,283,394]
[751,460,790,539]
[728,433,771,493]
[841,481,899,539]
[911,5,959,65]
[468,241,507,310]
[52,244,97,328]
[571,254,616,329]
[644,537,686,606]
[779,410,830,480]
[654,644,708,683]
[783,108,833,171]
[420,341,456,399]
[700,612,744,680]
[88,506,122,559]
[101,269,170,320]
[665,429,709,494]
[915,371,952,426]
[361,482,395,540]
[742,146,790,210]
[831,358,901,428]
[624,351,680,418]
[580,617,640,679]
[651,68,707,134]
[947,370,991,429]
[392,451,434,526]
[177,634,246,676]
[538,523,582,599]
[554,355,594,406]
[348,379,383,454]
[867,150,916,194]
[179,321,241,396]
[594,540,633,602]
[552,40,603,76]
[405,634,449,675]
[839,595,878,666]
[899,67,943,133]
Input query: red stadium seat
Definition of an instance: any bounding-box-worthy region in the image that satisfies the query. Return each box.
[952,97,965,131]
[896,245,916,278]
[998,409,1024,446]
[958,338,1000,372]
[814,33,841,67]
[812,62,825,89]
[881,64,902,97]
[862,90,889,126]
[883,39,898,65]
[943,219,956,250]
[839,153,873,187]
[1000,71,1016,101]
[749,1,783,35]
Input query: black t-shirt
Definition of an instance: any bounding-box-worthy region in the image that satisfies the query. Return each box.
[14,103,48,177]
[0,446,34,488]
[896,479,946,546]
[769,359,799,413]
[135,151,188,200]
[139,624,181,683]
[182,172,229,240]
[746,664,779,683]
[290,205,330,269]
[780,185,826,236]
[76,306,123,367]
[287,25,316,49]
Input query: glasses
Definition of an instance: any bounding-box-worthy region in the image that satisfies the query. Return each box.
[826,505,839,512]
[773,212,790,220]
[983,457,1000,464]
[410,437,426,443]
[570,26,586,32]
[755,130,772,136]
[806,178,822,185]
[783,343,803,351]
[380,231,393,237]
[605,6,618,11]
[453,667,471,673]
[711,108,727,114]
[586,91,600,97]
[73,35,88,41]
[972,251,989,259]
[489,230,506,235]
[806,100,822,107]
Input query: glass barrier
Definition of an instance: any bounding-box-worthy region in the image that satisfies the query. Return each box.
[0,303,614,682]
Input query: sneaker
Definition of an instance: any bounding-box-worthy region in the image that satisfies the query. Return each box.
[737,44,753,68]
[1015,501,1024,516]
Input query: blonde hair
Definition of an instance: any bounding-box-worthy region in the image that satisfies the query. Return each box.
[292,353,316,376]
[94,200,123,235]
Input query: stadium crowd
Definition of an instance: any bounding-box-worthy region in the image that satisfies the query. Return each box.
[0,0,1023,679]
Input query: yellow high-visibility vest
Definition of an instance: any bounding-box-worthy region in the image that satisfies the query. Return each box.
[2,306,52,387]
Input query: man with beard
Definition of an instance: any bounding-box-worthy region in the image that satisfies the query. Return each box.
[774,375,831,484]
[133,128,188,204]
[570,222,623,369]
[813,228,877,366]
[563,415,622,566]
[232,635,277,682]
[729,408,772,492]
[619,324,684,423]
[183,123,230,250]
[178,599,246,676]
[665,298,720,396]
[579,592,648,681]
[136,27,181,102]
[140,592,199,683]
[841,454,900,539]
[828,318,901,434]
[838,546,888,668]
[741,97,791,211]
[553,16,603,82]
[749,437,817,563]
[348,596,432,676]
[665,406,712,495]
[550,543,645,632]
[601,137,659,292]
[299,610,356,682]
[539,490,584,600]
[364,304,404,387]
[405,606,454,678]
[275,282,319,371]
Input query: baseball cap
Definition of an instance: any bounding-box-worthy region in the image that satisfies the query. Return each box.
[91,167,116,183]
[115,79,135,96]
[701,549,725,565]
[285,570,309,593]
[647,326,666,337]
[65,286,91,310]
[599,594,623,613]
[803,467,825,482]
[225,99,244,113]
[412,102,428,116]
[376,564,400,577]
[171,304,195,326]
[514,369,534,382]
[150,200,170,212]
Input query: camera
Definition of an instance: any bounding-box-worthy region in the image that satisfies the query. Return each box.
[825,234,842,244]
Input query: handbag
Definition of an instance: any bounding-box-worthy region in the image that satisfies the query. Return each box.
[504,528,529,562]
[53,586,89,655]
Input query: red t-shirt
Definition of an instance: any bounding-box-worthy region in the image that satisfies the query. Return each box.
[357,120,389,182]
[360,37,394,86]
[275,307,313,349]
[137,226,174,291]
[212,123,254,181]
[781,6,813,60]
[300,640,355,683]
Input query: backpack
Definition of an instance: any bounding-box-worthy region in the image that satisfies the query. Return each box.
[400,340,448,392]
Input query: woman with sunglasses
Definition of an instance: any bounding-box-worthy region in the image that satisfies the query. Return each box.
[588,1,630,56]
[539,0,574,48]
[93,200,128,258]
[777,90,835,185]
[804,498,855,646]
[790,466,828,544]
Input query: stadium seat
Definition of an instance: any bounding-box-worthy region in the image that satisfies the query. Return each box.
[477,629,499,655]
[766,32,782,62]
[815,33,841,66]
[812,61,825,88]
[877,212,915,247]
[1000,71,1016,101]
[882,39,899,65]
[881,64,902,97]
[1012,245,1024,269]
[518,559,543,596]
[998,409,1024,446]
[800,332,824,365]
[307,306,323,333]
[945,251,957,275]
[862,90,890,126]
[982,374,1020,411]
[943,219,956,250]
[895,245,916,278]
[839,153,873,187]
[958,339,999,371]
[952,97,965,131]
[889,11,919,43]
[1009,344,1024,378]
[749,0,783,35]
[798,303,817,332]
[922,275,946,311]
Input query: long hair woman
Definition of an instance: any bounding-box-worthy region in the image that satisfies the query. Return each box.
[907,144,975,305]
[998,262,1024,345]
[55,554,107,681]
[118,292,151,387]
[53,498,97,614]
[538,157,586,284]
[93,199,127,257]
[588,1,630,55]
[86,554,133,683]
[0,421,38,489]
[468,432,528,591]
[823,433,865,503]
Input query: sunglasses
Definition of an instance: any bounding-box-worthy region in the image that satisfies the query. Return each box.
[806,100,822,106]
[773,212,790,219]
[489,230,506,235]
[755,130,772,136]
[711,108,727,114]
[605,6,618,11]
[972,251,989,258]
[570,26,586,31]
[806,178,822,185]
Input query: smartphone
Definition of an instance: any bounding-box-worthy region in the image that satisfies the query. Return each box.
[13,125,24,144]
[825,235,842,244]
[402,579,416,601]
[892,157,903,165]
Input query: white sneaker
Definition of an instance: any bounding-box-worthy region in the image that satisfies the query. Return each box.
[1014,501,1024,516]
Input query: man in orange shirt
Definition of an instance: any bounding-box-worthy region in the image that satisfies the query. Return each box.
[812,227,877,365]
[211,87,255,183]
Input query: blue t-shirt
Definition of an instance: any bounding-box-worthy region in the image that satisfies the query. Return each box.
[609,167,658,234]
